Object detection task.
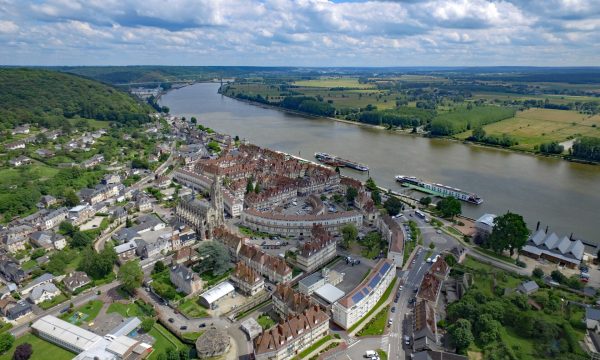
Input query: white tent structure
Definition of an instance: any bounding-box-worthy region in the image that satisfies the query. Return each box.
[199,281,235,308]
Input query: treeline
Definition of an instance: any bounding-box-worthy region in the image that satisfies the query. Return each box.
[468,127,518,148]
[358,107,435,128]
[430,105,516,136]
[571,137,600,162]
[0,68,152,131]
[520,99,600,115]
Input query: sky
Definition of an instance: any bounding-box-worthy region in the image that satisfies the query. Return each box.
[0,0,599,66]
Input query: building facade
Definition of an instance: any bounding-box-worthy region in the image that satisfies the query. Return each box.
[230,262,264,296]
[295,225,336,273]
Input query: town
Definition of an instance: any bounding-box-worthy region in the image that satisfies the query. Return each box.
[0,107,599,360]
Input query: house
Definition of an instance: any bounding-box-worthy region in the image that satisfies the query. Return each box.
[109,206,128,224]
[586,308,600,330]
[169,264,202,295]
[35,149,55,158]
[11,125,30,135]
[29,231,67,250]
[230,262,264,296]
[173,246,199,265]
[2,234,28,253]
[29,283,61,304]
[20,273,55,296]
[4,141,26,151]
[517,280,539,295]
[62,271,91,293]
[38,195,58,208]
[81,154,104,169]
[134,214,165,233]
[113,228,141,244]
[41,207,68,230]
[413,300,439,352]
[0,257,26,284]
[115,240,138,264]
[272,284,313,318]
[8,156,32,167]
[295,224,336,273]
[0,298,32,320]
[136,196,153,212]
[101,173,121,185]
[68,205,95,225]
[475,213,497,234]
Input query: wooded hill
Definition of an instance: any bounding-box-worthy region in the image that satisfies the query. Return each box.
[0,68,152,131]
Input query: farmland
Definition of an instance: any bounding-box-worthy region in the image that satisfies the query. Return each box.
[456,108,600,151]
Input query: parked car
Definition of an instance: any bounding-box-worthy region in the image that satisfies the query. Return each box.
[180,325,187,330]
[391,307,396,313]
[199,323,206,328]
[168,318,174,323]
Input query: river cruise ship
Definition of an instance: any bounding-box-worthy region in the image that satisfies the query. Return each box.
[315,152,369,172]
[395,175,483,205]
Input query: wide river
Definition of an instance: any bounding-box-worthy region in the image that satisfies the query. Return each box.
[161,82,600,245]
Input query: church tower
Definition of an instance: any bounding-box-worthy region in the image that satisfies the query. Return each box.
[210,174,225,225]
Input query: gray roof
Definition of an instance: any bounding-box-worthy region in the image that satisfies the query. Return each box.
[115,240,138,254]
[113,228,141,243]
[526,230,584,263]
[475,213,496,227]
[30,283,60,302]
[109,317,141,337]
[299,272,323,288]
[586,307,600,321]
[518,280,539,293]
[314,284,345,303]
[21,273,54,293]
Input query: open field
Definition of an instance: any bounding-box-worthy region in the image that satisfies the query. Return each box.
[148,323,188,360]
[178,298,209,318]
[0,333,74,360]
[472,92,600,105]
[456,108,600,151]
[293,78,375,88]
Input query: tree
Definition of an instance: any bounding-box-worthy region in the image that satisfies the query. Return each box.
[58,221,77,237]
[118,260,143,294]
[448,319,473,353]
[471,126,486,142]
[126,217,133,228]
[371,190,381,205]
[383,196,403,216]
[194,242,230,275]
[153,260,166,274]
[340,223,358,249]
[419,196,432,206]
[474,314,501,345]
[71,231,93,248]
[436,197,462,219]
[488,212,529,256]
[365,177,377,191]
[63,189,80,207]
[140,317,155,333]
[190,117,197,124]
[0,333,14,354]
[12,343,32,360]
[532,267,544,278]
[245,178,254,194]
[78,245,116,280]
[345,187,358,203]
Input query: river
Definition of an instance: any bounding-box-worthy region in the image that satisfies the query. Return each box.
[161,82,600,246]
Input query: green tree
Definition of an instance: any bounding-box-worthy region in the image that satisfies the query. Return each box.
[71,231,93,248]
[58,221,77,237]
[371,190,381,205]
[190,117,197,124]
[532,267,544,278]
[78,245,116,280]
[153,260,166,274]
[489,212,529,256]
[419,196,432,206]
[345,187,358,203]
[365,177,377,191]
[0,333,14,354]
[245,178,254,194]
[436,197,461,219]
[448,319,473,353]
[340,223,358,249]
[471,126,486,142]
[194,242,231,275]
[140,317,155,333]
[118,260,143,294]
[383,196,403,216]
[64,190,80,207]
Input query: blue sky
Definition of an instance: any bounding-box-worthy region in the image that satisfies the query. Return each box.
[0,0,598,66]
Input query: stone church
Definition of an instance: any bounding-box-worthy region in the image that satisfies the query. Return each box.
[176,174,225,240]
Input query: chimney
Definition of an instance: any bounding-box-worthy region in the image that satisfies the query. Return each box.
[570,233,573,240]
[536,221,540,231]
[545,225,548,234]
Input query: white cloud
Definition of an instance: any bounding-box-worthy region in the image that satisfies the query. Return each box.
[0,0,598,65]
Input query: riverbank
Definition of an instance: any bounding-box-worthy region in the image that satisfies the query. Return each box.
[217,90,596,165]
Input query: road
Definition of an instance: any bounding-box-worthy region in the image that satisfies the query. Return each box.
[10,282,121,337]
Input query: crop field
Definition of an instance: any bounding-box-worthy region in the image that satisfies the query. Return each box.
[293,78,375,88]
[472,92,600,105]
[456,108,600,150]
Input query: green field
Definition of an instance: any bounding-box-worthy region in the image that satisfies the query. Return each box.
[357,305,390,336]
[0,164,60,184]
[148,323,188,360]
[60,300,104,325]
[456,108,600,151]
[38,293,68,310]
[178,298,209,318]
[293,78,375,89]
[107,300,155,318]
[0,333,74,360]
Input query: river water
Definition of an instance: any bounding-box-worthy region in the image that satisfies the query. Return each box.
[161,82,600,245]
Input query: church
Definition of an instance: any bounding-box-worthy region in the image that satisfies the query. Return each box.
[175,174,225,240]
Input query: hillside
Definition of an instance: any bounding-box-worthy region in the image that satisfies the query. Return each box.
[0,68,151,131]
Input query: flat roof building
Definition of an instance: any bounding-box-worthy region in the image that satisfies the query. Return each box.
[314,284,345,304]
[199,281,235,308]
[32,315,103,353]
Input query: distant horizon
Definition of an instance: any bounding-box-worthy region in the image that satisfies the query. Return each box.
[3,65,600,70]
[1,0,599,66]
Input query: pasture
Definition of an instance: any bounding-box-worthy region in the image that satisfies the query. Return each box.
[457,108,600,151]
[293,78,375,89]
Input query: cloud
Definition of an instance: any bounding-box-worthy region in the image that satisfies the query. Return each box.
[0,0,598,65]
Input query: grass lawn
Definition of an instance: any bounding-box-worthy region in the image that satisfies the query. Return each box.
[200,269,232,287]
[376,349,388,360]
[0,164,60,184]
[0,333,74,360]
[257,314,276,330]
[148,323,188,360]
[0,322,12,334]
[357,306,390,336]
[107,300,154,318]
[21,259,38,271]
[60,299,103,325]
[456,108,600,151]
[348,277,397,333]
[501,327,537,360]
[295,335,332,359]
[38,293,68,310]
[181,331,204,342]
[178,298,209,318]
